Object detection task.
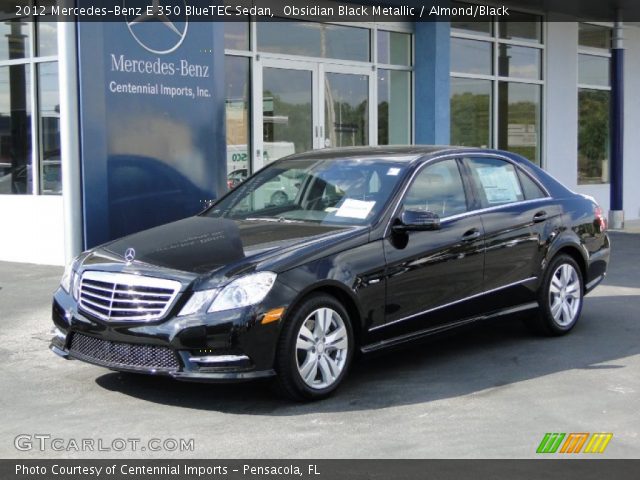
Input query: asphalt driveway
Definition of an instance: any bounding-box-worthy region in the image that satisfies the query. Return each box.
[0,232,638,458]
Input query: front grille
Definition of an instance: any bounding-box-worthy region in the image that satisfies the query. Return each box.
[70,333,180,372]
[78,271,181,322]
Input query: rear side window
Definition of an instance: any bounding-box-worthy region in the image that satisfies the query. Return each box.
[517,170,547,200]
[466,157,525,207]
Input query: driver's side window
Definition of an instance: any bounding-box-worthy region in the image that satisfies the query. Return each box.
[403,159,468,218]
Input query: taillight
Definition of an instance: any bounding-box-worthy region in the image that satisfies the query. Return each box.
[594,205,607,233]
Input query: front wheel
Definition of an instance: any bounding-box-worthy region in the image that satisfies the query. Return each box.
[527,254,584,336]
[274,294,354,401]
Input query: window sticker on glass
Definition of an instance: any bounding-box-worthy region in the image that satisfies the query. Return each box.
[476,166,522,204]
[387,167,401,176]
[335,199,376,219]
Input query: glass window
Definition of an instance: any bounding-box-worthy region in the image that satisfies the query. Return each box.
[257,21,370,62]
[578,54,610,86]
[450,78,492,148]
[377,30,411,66]
[324,72,369,148]
[497,82,541,164]
[466,157,525,207]
[37,19,57,57]
[578,89,610,184]
[378,69,411,145]
[0,19,32,61]
[225,56,251,183]
[518,169,546,199]
[38,62,61,195]
[498,44,541,80]
[499,14,542,42]
[450,37,492,75]
[579,24,611,49]
[224,21,249,50]
[403,159,468,217]
[0,64,32,194]
[450,2,492,36]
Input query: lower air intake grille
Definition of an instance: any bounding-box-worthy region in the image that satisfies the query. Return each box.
[70,333,180,372]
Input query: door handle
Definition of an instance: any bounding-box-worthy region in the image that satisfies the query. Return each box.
[461,228,481,242]
[533,211,548,223]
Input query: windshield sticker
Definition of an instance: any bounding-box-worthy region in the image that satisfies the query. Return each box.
[335,199,376,219]
[387,167,401,176]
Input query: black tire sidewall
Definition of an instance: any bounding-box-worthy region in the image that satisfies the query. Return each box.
[538,254,584,334]
[276,294,354,401]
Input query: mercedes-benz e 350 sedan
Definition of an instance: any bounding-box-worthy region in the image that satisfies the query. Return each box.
[50,147,610,400]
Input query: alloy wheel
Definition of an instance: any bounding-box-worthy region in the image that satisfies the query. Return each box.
[548,263,582,326]
[295,307,349,389]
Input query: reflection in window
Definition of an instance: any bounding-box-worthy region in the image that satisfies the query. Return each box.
[38,62,61,194]
[263,67,313,161]
[579,24,611,50]
[377,31,411,66]
[578,54,610,86]
[224,22,249,50]
[324,72,369,148]
[0,64,32,194]
[0,19,32,61]
[499,14,542,42]
[578,89,610,184]
[378,70,411,145]
[225,56,251,183]
[450,78,491,148]
[37,20,58,57]
[450,37,492,75]
[497,82,540,164]
[498,44,541,80]
[257,21,369,62]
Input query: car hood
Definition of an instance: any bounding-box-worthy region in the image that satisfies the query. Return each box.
[101,216,355,274]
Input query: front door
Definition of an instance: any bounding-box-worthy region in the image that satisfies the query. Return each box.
[379,158,486,338]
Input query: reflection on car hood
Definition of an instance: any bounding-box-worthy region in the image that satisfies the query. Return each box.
[102,216,351,274]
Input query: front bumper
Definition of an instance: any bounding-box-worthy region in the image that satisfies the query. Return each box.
[49,282,296,382]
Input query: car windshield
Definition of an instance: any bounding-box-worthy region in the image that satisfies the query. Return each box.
[206,158,409,226]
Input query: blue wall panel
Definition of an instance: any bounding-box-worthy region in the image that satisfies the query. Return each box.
[76,5,225,248]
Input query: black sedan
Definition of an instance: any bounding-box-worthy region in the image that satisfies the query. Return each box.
[50,146,610,401]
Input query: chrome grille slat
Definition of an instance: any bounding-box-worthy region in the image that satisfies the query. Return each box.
[69,333,180,372]
[78,271,181,322]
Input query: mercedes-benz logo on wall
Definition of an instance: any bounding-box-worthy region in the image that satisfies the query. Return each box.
[125,0,189,54]
[124,248,136,264]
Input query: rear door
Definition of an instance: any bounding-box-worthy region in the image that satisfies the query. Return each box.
[463,156,557,311]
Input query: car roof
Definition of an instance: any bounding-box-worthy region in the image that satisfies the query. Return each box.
[282,145,482,163]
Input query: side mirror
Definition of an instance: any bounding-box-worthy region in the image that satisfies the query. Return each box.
[393,209,441,232]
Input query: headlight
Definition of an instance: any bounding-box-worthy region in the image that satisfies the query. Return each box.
[60,263,73,293]
[178,272,277,316]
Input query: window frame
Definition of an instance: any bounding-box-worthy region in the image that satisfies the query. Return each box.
[577,22,612,186]
[0,16,59,196]
[449,3,545,166]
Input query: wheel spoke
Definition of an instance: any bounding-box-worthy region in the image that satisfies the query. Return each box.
[318,356,336,383]
[561,265,570,285]
[299,354,318,383]
[551,298,563,318]
[296,336,314,351]
[561,301,572,324]
[314,308,331,337]
[565,282,579,294]
[325,325,348,350]
[551,275,563,291]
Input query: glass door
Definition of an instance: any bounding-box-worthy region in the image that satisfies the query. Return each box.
[259,59,320,168]
[320,65,375,149]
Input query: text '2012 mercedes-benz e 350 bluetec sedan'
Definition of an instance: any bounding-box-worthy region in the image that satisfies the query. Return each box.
[50,146,610,401]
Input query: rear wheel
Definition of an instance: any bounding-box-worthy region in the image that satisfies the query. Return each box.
[275,294,353,401]
[526,254,584,336]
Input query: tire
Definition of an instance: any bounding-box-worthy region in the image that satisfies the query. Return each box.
[526,254,584,336]
[274,294,354,401]
[270,191,288,207]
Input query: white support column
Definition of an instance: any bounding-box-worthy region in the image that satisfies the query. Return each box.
[57,21,83,263]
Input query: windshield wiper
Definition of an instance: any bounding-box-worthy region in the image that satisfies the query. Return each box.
[244,217,306,224]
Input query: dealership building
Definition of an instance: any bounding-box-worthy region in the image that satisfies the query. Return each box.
[0,1,638,265]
